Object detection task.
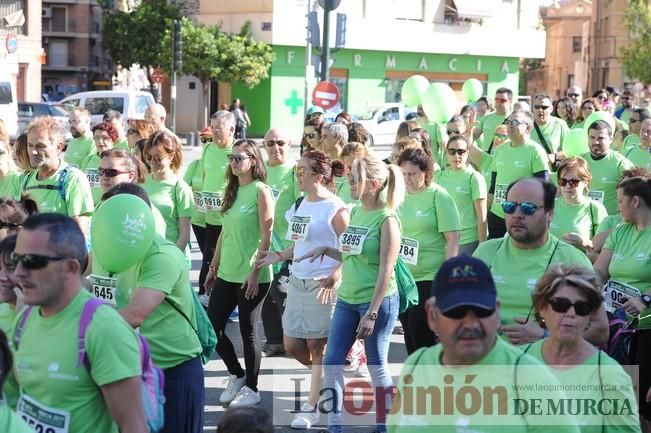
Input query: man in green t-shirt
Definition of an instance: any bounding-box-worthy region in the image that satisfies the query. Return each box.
[64,108,96,168]
[622,118,651,170]
[103,109,128,149]
[621,108,649,151]
[616,90,636,128]
[473,87,512,151]
[12,214,146,433]
[531,94,569,168]
[387,255,581,433]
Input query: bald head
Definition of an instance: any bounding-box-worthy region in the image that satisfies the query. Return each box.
[264,127,290,143]
[145,103,167,131]
[263,127,290,165]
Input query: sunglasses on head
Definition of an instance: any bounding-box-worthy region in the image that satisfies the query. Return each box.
[98,167,132,178]
[447,148,467,156]
[534,105,551,110]
[265,139,286,147]
[505,119,527,127]
[559,178,581,187]
[10,252,69,270]
[549,297,592,316]
[494,133,508,140]
[442,305,495,319]
[501,200,542,216]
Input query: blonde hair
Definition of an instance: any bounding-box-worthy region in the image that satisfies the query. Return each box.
[351,154,405,210]
[340,141,370,160]
[392,137,422,156]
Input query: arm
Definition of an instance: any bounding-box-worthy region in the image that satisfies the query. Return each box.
[443,230,460,259]
[242,186,274,299]
[487,171,497,210]
[468,139,486,168]
[74,215,91,240]
[473,198,488,243]
[119,287,166,328]
[176,217,192,251]
[101,377,148,433]
[293,207,350,264]
[592,248,613,283]
[583,303,609,347]
[204,230,225,293]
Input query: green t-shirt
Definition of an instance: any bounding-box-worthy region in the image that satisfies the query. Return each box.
[619,109,633,128]
[476,111,508,151]
[22,162,94,217]
[621,134,640,151]
[436,167,487,244]
[335,176,356,205]
[0,303,18,407]
[581,151,634,215]
[387,337,581,433]
[14,290,141,433]
[218,180,273,284]
[115,236,201,369]
[524,340,640,433]
[531,117,569,154]
[63,136,96,168]
[338,207,398,304]
[490,140,549,218]
[79,153,102,205]
[596,214,623,235]
[604,223,651,292]
[201,143,231,225]
[266,160,300,249]
[0,171,21,199]
[400,183,461,281]
[473,235,592,324]
[621,145,651,171]
[417,120,446,164]
[570,120,585,130]
[0,405,31,433]
[142,175,195,244]
[183,159,206,228]
[114,137,129,150]
[549,197,607,244]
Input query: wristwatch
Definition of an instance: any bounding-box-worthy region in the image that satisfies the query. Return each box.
[641,295,651,307]
[367,311,378,320]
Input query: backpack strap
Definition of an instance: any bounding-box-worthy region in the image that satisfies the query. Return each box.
[77,297,107,369]
[13,306,34,350]
[22,166,70,205]
[58,166,70,202]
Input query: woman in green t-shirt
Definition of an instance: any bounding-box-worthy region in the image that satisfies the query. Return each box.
[204,139,274,407]
[550,157,607,253]
[0,140,20,200]
[0,329,32,432]
[527,264,639,433]
[80,122,119,205]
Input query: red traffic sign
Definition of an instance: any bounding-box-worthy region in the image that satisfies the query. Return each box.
[312,81,340,109]
[151,68,165,84]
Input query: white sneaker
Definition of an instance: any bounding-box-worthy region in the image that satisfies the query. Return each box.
[198,293,210,308]
[229,386,261,407]
[291,403,320,429]
[219,375,246,404]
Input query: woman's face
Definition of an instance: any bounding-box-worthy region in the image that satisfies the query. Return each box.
[446,139,469,170]
[304,126,321,150]
[295,157,318,192]
[582,102,596,119]
[493,126,508,147]
[145,145,173,175]
[321,129,342,156]
[99,157,136,193]
[126,125,141,148]
[539,284,592,344]
[558,168,587,202]
[228,145,253,177]
[617,188,636,223]
[0,252,17,304]
[400,161,427,193]
[556,102,567,119]
[94,129,115,153]
[476,101,488,117]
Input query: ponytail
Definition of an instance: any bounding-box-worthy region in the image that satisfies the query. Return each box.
[385,164,405,210]
[351,155,405,210]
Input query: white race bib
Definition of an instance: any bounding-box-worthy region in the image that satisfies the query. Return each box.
[17,394,71,433]
[85,168,100,188]
[494,184,507,204]
[588,190,605,204]
[605,279,641,313]
[193,191,206,212]
[339,226,369,255]
[203,192,223,212]
[399,237,419,265]
[90,274,117,308]
[286,215,311,241]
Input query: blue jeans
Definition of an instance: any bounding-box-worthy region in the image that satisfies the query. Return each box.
[323,292,399,433]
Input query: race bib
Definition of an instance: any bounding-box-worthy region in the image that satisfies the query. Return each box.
[203,192,223,212]
[286,215,311,241]
[399,237,419,265]
[605,279,641,313]
[494,184,507,204]
[339,226,369,255]
[85,168,100,188]
[90,274,117,308]
[193,191,206,212]
[588,190,605,204]
[17,394,71,433]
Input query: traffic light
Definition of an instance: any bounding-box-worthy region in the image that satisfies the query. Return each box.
[173,20,182,71]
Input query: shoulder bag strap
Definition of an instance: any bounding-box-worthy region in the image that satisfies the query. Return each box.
[165,297,198,334]
[13,306,34,350]
[533,122,553,155]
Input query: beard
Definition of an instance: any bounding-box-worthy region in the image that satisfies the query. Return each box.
[70,127,81,138]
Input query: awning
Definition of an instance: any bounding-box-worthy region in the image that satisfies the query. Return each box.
[4,10,25,27]
[450,0,498,20]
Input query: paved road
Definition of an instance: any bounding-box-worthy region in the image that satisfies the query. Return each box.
[181,144,405,432]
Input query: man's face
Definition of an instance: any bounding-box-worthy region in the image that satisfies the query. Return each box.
[263,129,289,163]
[588,127,612,157]
[27,127,61,169]
[68,111,89,138]
[427,299,500,365]
[533,97,553,124]
[621,94,633,109]
[567,87,582,106]
[494,92,511,115]
[210,117,234,148]
[505,180,551,245]
[144,108,164,130]
[630,112,643,135]
[639,119,651,145]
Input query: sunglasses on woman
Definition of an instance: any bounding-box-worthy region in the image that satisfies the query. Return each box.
[228,154,250,163]
[447,148,467,156]
[10,252,69,270]
[548,297,592,316]
[559,178,581,187]
[501,201,541,216]
[98,168,132,178]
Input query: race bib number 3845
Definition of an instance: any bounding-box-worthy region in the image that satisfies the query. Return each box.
[339,226,369,255]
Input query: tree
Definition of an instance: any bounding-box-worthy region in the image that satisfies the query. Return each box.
[101,0,180,92]
[622,0,651,84]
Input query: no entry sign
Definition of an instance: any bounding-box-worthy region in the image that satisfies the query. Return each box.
[312,81,340,109]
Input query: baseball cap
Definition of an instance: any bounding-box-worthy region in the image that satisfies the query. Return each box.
[606,86,621,96]
[199,127,213,136]
[307,105,325,116]
[431,255,497,313]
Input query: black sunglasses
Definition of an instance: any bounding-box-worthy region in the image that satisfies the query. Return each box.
[567,93,580,98]
[534,105,551,110]
[549,297,592,316]
[501,201,541,216]
[447,148,468,156]
[10,252,69,270]
[442,305,495,319]
[446,129,462,135]
[98,168,132,178]
[200,137,212,144]
[559,178,581,187]
[265,140,287,147]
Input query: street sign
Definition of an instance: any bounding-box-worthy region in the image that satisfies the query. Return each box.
[5,34,17,54]
[151,68,165,84]
[312,81,340,109]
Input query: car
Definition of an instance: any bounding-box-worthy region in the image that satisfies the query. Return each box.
[18,102,71,136]
[354,103,416,146]
[59,90,155,126]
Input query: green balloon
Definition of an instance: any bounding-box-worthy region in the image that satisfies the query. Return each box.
[583,111,615,133]
[91,194,155,274]
[562,129,589,157]
[401,75,430,107]
[462,78,483,102]
[421,83,458,124]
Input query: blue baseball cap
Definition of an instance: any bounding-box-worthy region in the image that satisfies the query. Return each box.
[307,105,325,115]
[431,255,497,313]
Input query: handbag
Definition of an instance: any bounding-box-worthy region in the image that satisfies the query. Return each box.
[394,256,418,314]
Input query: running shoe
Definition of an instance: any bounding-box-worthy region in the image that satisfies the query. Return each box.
[291,403,320,429]
[219,374,246,404]
[230,386,261,406]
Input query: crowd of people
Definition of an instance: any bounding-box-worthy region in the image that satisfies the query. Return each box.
[0,82,646,433]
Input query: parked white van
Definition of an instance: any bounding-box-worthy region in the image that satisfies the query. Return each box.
[354,103,416,146]
[60,90,155,126]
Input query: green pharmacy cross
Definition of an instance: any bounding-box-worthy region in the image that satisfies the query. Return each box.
[284,90,304,115]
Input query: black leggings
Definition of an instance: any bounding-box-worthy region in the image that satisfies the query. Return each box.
[207,278,270,391]
[487,211,507,239]
[203,224,222,293]
[192,224,207,294]
[398,280,438,355]
[634,329,651,419]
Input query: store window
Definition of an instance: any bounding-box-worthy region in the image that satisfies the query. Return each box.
[385,78,406,103]
[572,36,581,53]
[393,0,423,21]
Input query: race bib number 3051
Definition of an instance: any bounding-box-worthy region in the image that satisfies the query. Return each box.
[17,394,70,433]
[605,279,641,313]
[399,237,419,265]
[339,226,369,255]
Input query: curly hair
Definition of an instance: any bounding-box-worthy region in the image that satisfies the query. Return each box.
[92,122,119,144]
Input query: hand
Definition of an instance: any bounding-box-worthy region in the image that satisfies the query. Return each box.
[315,275,338,304]
[205,269,216,296]
[294,247,328,264]
[356,315,376,339]
[501,317,545,345]
[562,232,588,250]
[256,250,281,269]
[241,273,260,300]
[623,297,646,316]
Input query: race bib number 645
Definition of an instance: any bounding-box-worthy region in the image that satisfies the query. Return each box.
[339,226,369,255]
